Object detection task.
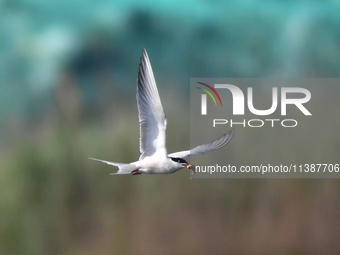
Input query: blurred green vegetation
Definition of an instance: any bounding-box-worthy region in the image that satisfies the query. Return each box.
[1,0,340,254]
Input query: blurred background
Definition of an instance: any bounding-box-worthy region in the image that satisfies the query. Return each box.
[1,0,340,254]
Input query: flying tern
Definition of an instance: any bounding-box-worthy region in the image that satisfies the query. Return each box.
[89,49,234,176]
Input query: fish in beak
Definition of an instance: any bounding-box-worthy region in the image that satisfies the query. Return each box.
[183,163,196,177]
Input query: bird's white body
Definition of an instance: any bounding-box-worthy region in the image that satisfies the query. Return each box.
[90,154,182,174]
[136,156,181,174]
[90,49,234,175]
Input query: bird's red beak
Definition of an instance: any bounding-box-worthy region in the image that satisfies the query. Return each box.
[183,163,190,169]
[183,163,194,169]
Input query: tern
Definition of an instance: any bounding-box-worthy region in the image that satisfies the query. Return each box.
[89,49,234,175]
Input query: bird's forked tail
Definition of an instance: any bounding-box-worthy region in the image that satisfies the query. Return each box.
[89,158,137,174]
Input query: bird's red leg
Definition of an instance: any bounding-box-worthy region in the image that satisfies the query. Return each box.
[132,169,142,175]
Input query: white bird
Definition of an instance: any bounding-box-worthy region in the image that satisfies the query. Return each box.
[89,49,234,175]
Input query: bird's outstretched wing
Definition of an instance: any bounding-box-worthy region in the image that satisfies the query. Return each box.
[168,129,234,159]
[137,49,167,160]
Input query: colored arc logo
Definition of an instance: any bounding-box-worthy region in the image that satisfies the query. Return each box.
[196,82,223,106]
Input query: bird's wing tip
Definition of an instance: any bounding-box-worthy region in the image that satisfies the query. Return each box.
[141,48,150,62]
[228,128,235,136]
[88,157,100,161]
